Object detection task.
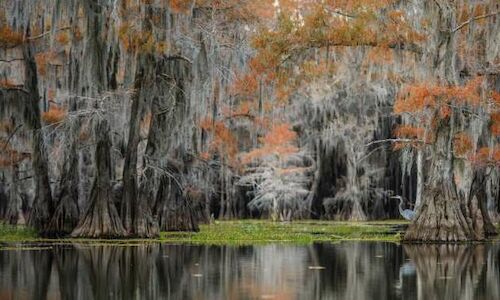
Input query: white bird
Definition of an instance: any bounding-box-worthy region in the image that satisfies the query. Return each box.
[390,196,416,221]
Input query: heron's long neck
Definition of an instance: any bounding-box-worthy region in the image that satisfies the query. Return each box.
[399,199,404,214]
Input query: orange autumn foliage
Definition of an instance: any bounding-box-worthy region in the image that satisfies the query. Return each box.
[0,79,17,89]
[394,77,483,115]
[393,125,424,139]
[490,112,500,136]
[231,72,259,98]
[199,117,238,162]
[0,26,24,48]
[42,106,66,124]
[392,125,429,149]
[169,0,192,13]
[471,147,500,166]
[55,31,70,45]
[242,123,298,164]
[35,51,56,76]
[453,132,473,157]
[212,121,238,159]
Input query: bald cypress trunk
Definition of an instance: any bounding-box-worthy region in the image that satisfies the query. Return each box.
[404,1,497,242]
[71,120,126,238]
[145,58,199,232]
[120,54,159,237]
[404,117,496,242]
[46,98,80,236]
[6,164,26,225]
[22,43,54,231]
[45,138,80,236]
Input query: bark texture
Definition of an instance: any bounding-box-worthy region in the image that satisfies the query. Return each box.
[155,175,199,232]
[404,118,496,242]
[22,43,54,231]
[46,117,80,236]
[5,165,26,225]
[71,120,126,238]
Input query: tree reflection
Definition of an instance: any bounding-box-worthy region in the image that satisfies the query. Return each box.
[0,242,499,299]
[404,244,500,300]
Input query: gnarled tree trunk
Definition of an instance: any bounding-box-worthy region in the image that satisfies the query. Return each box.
[71,120,126,238]
[46,112,80,236]
[404,1,497,242]
[120,54,159,237]
[22,43,54,231]
[404,118,495,242]
[145,58,199,232]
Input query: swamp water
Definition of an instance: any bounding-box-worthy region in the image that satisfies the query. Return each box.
[0,242,499,299]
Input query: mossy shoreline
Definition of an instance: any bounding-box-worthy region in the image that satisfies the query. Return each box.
[0,220,410,245]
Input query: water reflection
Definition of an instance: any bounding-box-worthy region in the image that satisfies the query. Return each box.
[0,242,498,299]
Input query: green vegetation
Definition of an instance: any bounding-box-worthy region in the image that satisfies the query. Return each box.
[159,220,407,245]
[0,220,408,245]
[0,223,38,242]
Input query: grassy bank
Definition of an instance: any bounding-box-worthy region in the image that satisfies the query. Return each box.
[0,220,407,245]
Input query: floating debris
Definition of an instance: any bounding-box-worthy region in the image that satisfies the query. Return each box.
[308,266,325,270]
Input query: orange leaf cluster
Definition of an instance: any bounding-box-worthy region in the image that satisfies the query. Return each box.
[42,106,66,124]
[35,51,56,76]
[242,123,298,164]
[169,0,192,13]
[394,77,483,115]
[231,72,259,98]
[491,91,500,106]
[199,118,238,162]
[55,31,70,45]
[212,121,238,159]
[490,112,500,136]
[471,147,500,166]
[0,26,24,48]
[453,132,473,157]
[199,117,213,131]
[393,125,424,139]
[365,47,394,65]
[118,22,164,54]
[0,79,17,89]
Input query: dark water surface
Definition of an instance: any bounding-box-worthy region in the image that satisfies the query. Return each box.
[0,242,499,300]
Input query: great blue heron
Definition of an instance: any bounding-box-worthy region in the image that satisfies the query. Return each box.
[390,196,416,221]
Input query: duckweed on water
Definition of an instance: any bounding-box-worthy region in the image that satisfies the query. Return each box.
[0,220,408,245]
[159,220,407,245]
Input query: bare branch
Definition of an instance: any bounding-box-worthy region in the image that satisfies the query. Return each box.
[27,26,71,41]
[0,58,24,63]
[1,124,23,151]
[365,138,423,147]
[452,12,500,33]
[0,86,30,94]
